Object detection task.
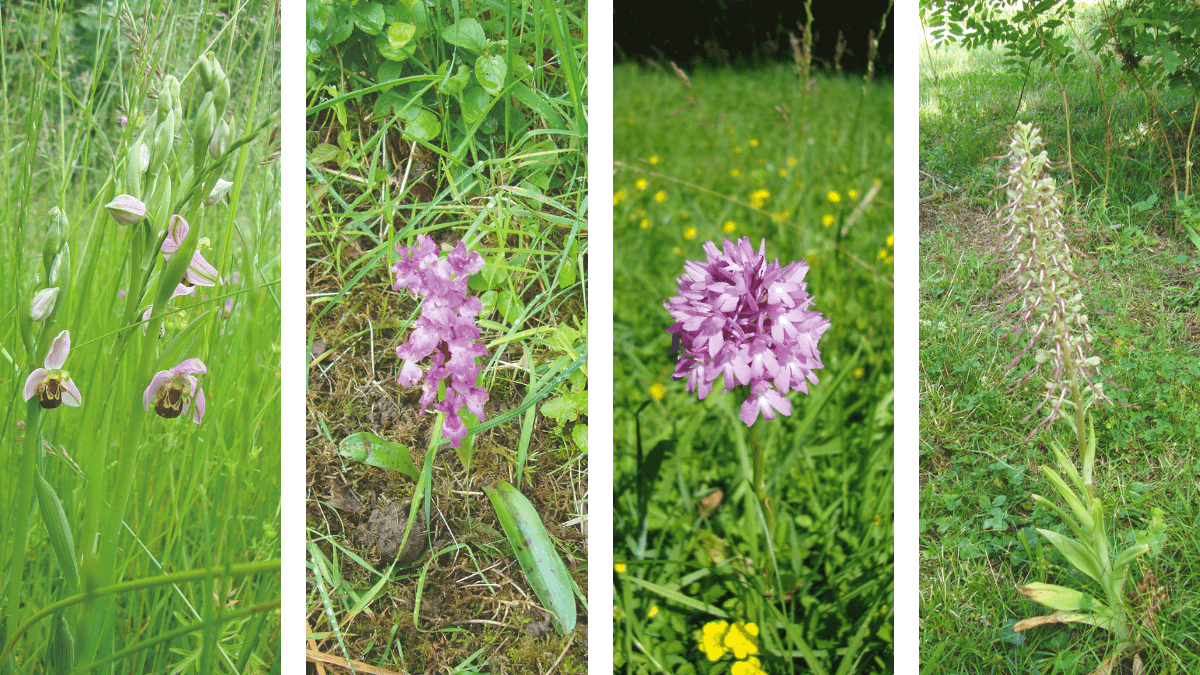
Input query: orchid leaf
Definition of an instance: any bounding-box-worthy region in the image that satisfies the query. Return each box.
[338,432,418,480]
[484,481,576,634]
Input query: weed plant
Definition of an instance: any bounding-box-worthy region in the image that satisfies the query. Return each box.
[0,1,281,672]
[304,0,588,672]
[919,16,1200,674]
[613,61,895,674]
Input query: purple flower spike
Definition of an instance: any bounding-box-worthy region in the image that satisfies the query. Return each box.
[23,330,83,409]
[393,234,489,448]
[144,358,207,423]
[665,237,829,426]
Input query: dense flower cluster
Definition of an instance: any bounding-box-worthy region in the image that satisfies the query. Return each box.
[393,235,489,447]
[993,122,1109,433]
[699,620,763,673]
[665,237,829,427]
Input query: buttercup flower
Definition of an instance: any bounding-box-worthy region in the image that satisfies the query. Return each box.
[393,234,489,448]
[105,194,147,226]
[731,656,766,675]
[144,358,207,423]
[723,621,759,659]
[665,237,829,427]
[23,330,82,409]
[700,621,730,661]
[160,215,220,286]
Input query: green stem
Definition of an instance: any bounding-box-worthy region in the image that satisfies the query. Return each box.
[4,401,41,645]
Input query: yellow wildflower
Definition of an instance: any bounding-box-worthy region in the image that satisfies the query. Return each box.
[723,622,759,659]
[887,233,894,247]
[778,168,787,178]
[654,190,668,203]
[639,219,650,229]
[733,146,742,154]
[827,190,841,203]
[723,220,736,233]
[614,563,627,573]
[649,155,659,165]
[730,169,741,178]
[613,189,627,206]
[684,226,697,240]
[636,178,648,190]
[749,138,759,147]
[673,246,682,254]
[822,214,834,227]
[680,211,690,219]
[854,367,865,378]
[849,189,859,200]
[647,606,659,619]
[786,156,797,166]
[878,249,889,261]
[650,383,665,400]
[749,189,770,209]
[731,656,766,675]
[700,621,729,661]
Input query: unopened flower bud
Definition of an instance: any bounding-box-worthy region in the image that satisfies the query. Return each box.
[151,110,175,172]
[30,287,59,321]
[105,194,147,226]
[197,55,215,90]
[209,118,230,159]
[49,244,70,288]
[204,179,233,206]
[42,207,66,275]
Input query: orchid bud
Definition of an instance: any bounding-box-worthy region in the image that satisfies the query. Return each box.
[30,287,59,321]
[105,194,147,226]
[42,206,66,275]
[197,55,214,90]
[204,179,233,206]
[151,109,175,173]
[209,118,230,159]
[147,174,172,222]
[48,244,70,289]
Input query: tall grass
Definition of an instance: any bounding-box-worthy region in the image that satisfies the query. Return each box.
[0,2,280,672]
[613,64,894,674]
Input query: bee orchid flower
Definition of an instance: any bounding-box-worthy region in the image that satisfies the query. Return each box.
[160,215,220,286]
[23,330,82,409]
[144,358,207,423]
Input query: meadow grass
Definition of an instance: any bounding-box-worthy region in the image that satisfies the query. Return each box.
[613,63,894,674]
[0,1,281,672]
[918,15,1200,674]
[304,0,588,672]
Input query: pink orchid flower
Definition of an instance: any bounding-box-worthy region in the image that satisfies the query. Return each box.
[23,330,82,409]
[160,215,220,286]
[144,358,207,423]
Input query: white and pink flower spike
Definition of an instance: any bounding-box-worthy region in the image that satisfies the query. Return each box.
[23,330,82,409]
[144,358,208,423]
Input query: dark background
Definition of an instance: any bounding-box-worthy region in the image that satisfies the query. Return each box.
[614,0,894,74]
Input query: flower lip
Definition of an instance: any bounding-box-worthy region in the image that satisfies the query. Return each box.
[22,330,82,409]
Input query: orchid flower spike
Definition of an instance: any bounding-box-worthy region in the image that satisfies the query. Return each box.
[144,358,207,423]
[160,215,221,286]
[23,330,82,409]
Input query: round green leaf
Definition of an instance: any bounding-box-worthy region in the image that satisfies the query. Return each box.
[441,18,486,52]
[460,86,492,124]
[377,22,417,61]
[475,55,506,94]
[401,107,441,141]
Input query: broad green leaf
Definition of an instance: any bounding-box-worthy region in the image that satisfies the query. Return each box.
[559,258,577,287]
[475,55,506,94]
[377,22,417,61]
[460,86,492,124]
[441,19,486,52]
[1016,582,1105,613]
[338,432,418,480]
[309,143,344,165]
[1037,528,1105,586]
[439,62,472,98]
[351,2,385,35]
[401,107,440,141]
[485,481,577,634]
[571,423,587,451]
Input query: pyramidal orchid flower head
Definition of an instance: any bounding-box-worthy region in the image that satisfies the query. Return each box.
[23,330,82,409]
[393,234,489,448]
[664,237,830,427]
[105,194,147,226]
[144,358,207,423]
[160,215,220,286]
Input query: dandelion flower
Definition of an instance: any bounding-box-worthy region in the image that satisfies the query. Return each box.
[827,190,841,203]
[649,155,659,165]
[640,219,650,229]
[654,190,668,203]
[650,382,665,400]
[822,214,834,227]
[684,226,697,240]
[664,238,830,427]
[730,170,741,178]
[849,189,859,200]
[749,138,759,147]
[778,168,787,178]
[723,220,736,233]
[636,178,648,190]
[887,233,894,247]
[613,189,628,206]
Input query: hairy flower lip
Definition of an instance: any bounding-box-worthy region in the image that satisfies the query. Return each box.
[144,357,207,423]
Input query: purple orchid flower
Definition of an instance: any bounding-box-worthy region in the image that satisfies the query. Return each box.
[665,237,830,427]
[160,215,220,286]
[393,234,489,447]
[144,358,207,423]
[23,330,82,409]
